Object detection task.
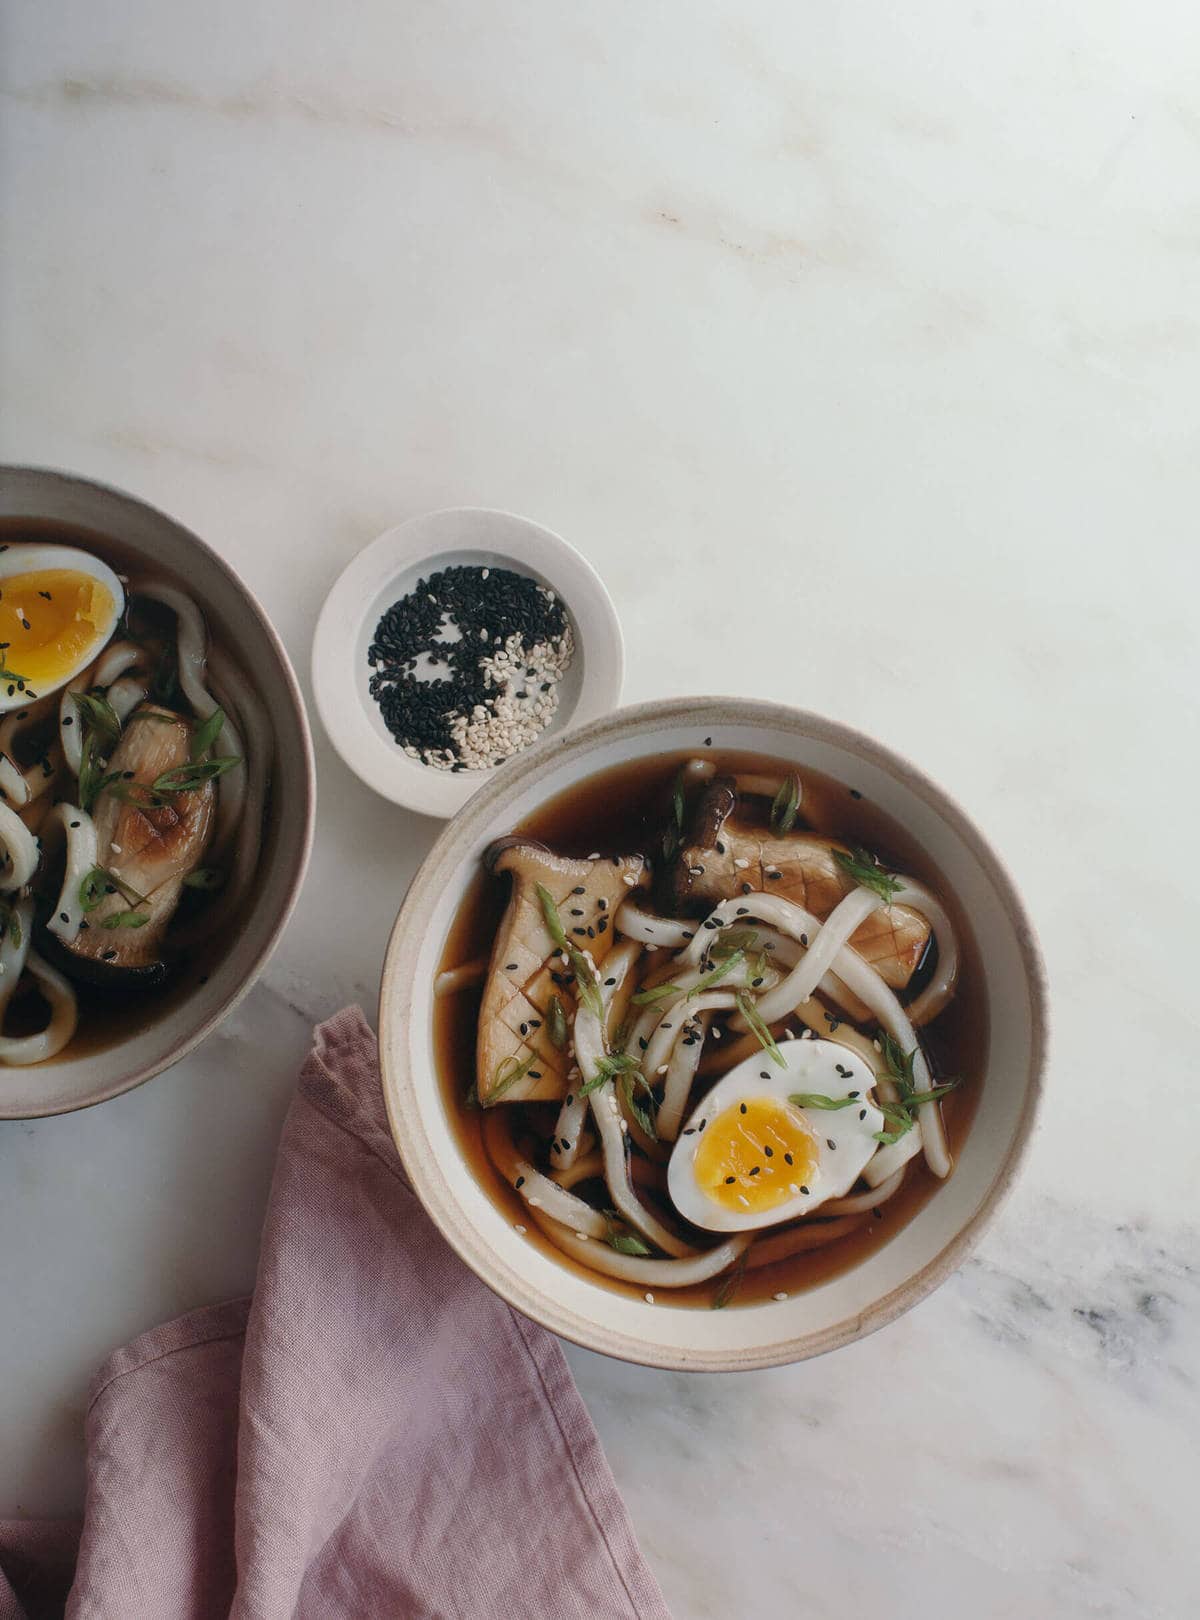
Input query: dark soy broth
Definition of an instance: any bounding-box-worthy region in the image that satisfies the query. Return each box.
[436,750,986,1309]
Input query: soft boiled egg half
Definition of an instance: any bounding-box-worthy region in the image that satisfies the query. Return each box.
[667,1037,886,1232]
[0,544,124,710]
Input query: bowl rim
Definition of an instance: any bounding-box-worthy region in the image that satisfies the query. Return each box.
[0,464,316,1119]
[310,504,625,816]
[379,696,1049,1370]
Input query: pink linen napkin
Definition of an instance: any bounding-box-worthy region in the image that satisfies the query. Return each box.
[0,1006,670,1620]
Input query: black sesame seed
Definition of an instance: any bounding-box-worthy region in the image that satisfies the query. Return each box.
[704,736,712,746]
[515,1175,525,1188]
[59,911,69,922]
[784,1152,794,1165]
[572,885,585,895]
[800,1185,810,1195]
[739,1102,747,1114]
[725,1175,736,1185]
[749,1166,761,1176]
[767,870,782,881]
[850,789,863,800]
[62,715,74,726]
[505,963,518,972]
[827,1139,836,1150]
[859,1109,867,1120]
[764,1145,774,1158]
[741,882,752,895]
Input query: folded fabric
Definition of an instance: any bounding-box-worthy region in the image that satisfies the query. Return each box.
[0,1006,670,1620]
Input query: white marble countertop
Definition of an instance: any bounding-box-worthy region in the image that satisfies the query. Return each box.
[2,4,1197,1615]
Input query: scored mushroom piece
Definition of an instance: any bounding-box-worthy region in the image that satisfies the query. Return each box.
[477,838,647,1105]
[56,705,216,983]
[660,776,930,990]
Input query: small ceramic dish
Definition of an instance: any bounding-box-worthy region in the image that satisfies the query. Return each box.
[0,467,315,1119]
[312,507,624,817]
[379,698,1048,1371]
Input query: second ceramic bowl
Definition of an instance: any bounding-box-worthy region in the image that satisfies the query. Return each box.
[378,698,1047,1371]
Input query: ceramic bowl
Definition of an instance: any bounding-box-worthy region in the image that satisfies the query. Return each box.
[0,466,315,1119]
[379,698,1047,1370]
[311,507,623,816]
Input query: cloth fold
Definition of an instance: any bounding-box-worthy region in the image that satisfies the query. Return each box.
[1,1006,669,1620]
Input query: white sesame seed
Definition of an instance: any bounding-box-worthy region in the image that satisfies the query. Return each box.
[622,872,638,886]
[734,857,750,869]
[737,1195,750,1207]
[527,1196,541,1208]
[773,1291,788,1302]
[574,1231,589,1241]
[644,1292,655,1304]
[789,1183,801,1194]
[514,1223,527,1234]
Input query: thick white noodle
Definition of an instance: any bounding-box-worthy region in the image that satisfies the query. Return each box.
[551,939,639,1171]
[107,678,147,723]
[0,895,32,1014]
[629,956,773,1074]
[681,892,951,1179]
[892,877,960,1027]
[644,990,738,1092]
[43,803,99,943]
[0,802,39,893]
[613,902,694,949]
[132,583,248,852]
[657,1006,715,1141]
[480,1111,608,1237]
[748,886,884,1027]
[208,646,269,910]
[0,897,79,1065]
[92,640,143,688]
[574,991,696,1258]
[530,1207,751,1287]
[821,1169,907,1216]
[744,1213,868,1269]
[434,959,488,997]
[0,950,78,1065]
[550,1148,603,1189]
[0,756,28,807]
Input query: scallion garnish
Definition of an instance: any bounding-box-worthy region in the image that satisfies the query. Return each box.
[769,773,801,837]
[735,990,785,1067]
[485,1051,538,1105]
[577,1050,641,1097]
[631,947,746,1007]
[620,1068,658,1139]
[833,845,901,903]
[789,1092,858,1110]
[71,690,122,749]
[712,1250,747,1310]
[536,883,567,949]
[602,1211,653,1256]
[79,865,149,914]
[182,867,225,891]
[102,910,151,930]
[871,1033,960,1143]
[151,757,241,795]
[190,706,225,763]
[546,993,569,1049]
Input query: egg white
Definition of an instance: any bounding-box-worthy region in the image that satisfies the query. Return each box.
[0,544,124,710]
[667,1037,886,1232]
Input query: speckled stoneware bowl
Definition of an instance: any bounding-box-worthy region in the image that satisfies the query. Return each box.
[379,699,1047,1371]
[0,467,315,1119]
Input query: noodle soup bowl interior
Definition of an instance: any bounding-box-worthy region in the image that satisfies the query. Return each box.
[380,698,1047,1371]
[0,467,314,1119]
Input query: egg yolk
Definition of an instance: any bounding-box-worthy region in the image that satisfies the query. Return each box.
[692,1097,820,1214]
[0,570,116,690]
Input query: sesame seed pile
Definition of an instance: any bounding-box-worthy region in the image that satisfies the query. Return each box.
[367,564,574,771]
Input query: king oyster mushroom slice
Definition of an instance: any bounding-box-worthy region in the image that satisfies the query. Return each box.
[660,775,930,991]
[476,838,647,1105]
[55,704,216,985]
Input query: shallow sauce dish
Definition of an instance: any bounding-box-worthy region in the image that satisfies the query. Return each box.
[380,699,1047,1371]
[0,467,314,1118]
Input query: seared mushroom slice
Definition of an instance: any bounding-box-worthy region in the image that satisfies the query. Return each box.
[660,776,930,990]
[477,840,646,1105]
[58,705,215,983]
